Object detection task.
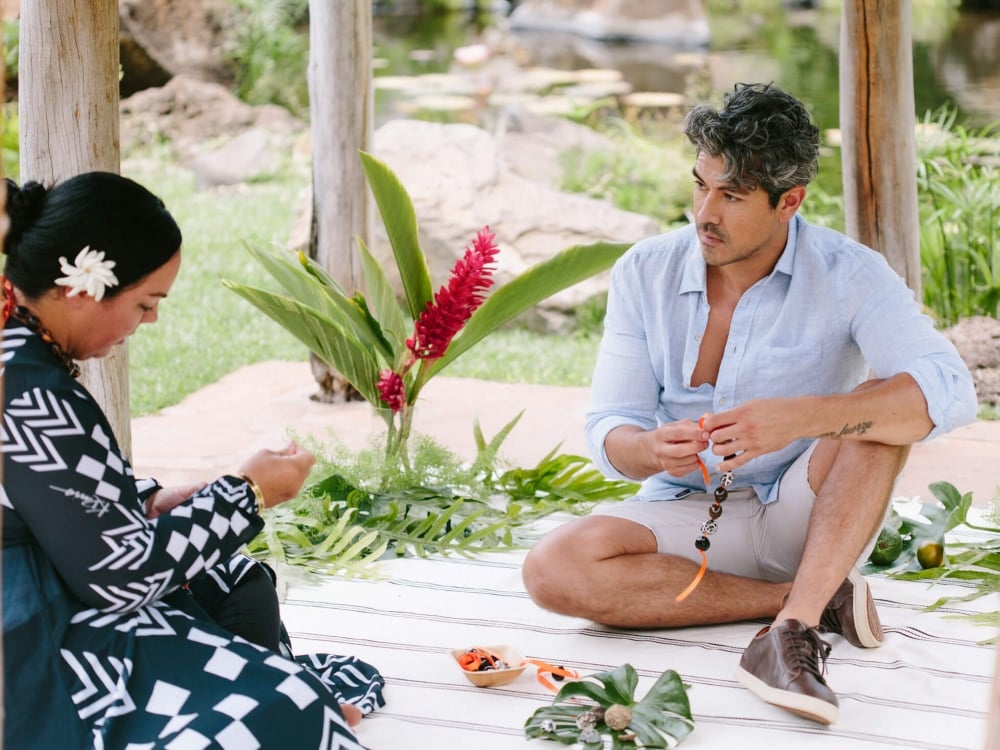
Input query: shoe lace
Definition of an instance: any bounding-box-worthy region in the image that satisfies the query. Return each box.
[781,625,832,680]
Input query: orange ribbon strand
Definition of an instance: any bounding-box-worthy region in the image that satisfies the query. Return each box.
[520,658,580,692]
[675,549,708,602]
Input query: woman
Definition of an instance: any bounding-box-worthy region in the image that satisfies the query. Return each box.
[1,172,383,748]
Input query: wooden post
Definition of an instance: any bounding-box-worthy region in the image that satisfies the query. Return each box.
[305,0,373,401]
[18,0,130,455]
[839,0,921,297]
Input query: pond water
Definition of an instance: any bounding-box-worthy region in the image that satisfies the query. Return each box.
[372,2,1000,135]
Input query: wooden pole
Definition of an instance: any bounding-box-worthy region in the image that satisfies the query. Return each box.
[305,0,374,401]
[18,0,130,455]
[839,0,921,297]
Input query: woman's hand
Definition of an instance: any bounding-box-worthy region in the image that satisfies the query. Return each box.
[237,442,316,509]
[146,482,208,520]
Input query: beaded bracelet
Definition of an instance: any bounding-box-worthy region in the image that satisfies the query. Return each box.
[239,474,267,515]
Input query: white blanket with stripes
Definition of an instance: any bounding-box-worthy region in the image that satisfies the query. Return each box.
[281,510,996,750]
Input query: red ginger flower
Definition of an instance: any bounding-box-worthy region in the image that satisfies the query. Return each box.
[377,369,406,413]
[407,227,499,360]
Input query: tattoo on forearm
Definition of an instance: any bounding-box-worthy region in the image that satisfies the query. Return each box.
[818,420,874,439]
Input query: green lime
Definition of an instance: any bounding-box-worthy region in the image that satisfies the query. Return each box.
[868,526,903,566]
[917,540,945,569]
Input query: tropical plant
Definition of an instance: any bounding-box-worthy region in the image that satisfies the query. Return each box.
[245,416,640,578]
[225,0,310,118]
[525,663,695,749]
[863,480,1000,642]
[223,151,630,469]
[916,108,1000,326]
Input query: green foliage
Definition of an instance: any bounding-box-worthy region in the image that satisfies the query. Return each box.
[1,104,18,181]
[245,419,639,576]
[916,108,1000,326]
[525,664,695,749]
[862,480,976,576]
[863,481,1000,641]
[3,17,18,80]
[225,0,310,118]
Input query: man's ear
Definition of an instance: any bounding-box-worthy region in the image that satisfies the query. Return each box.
[778,185,806,219]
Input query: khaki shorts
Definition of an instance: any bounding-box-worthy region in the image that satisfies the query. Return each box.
[594,443,886,582]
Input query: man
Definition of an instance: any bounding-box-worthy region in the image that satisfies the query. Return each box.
[521,83,977,725]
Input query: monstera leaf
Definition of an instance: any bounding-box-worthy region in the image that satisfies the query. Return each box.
[525,664,695,749]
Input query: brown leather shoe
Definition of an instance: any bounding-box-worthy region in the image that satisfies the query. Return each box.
[819,568,885,649]
[735,619,839,725]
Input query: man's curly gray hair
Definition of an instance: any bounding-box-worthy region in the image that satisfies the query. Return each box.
[683,82,821,207]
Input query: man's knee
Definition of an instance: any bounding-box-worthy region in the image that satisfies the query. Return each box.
[809,438,909,495]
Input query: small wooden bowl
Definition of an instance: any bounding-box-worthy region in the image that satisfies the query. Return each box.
[451,645,526,687]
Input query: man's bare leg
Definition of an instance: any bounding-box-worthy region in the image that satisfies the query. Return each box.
[735,438,908,725]
[775,438,908,627]
[522,515,790,628]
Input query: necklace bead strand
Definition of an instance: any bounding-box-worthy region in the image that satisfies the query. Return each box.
[9,305,81,378]
[675,456,737,603]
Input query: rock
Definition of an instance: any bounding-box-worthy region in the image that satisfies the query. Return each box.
[119,0,238,96]
[120,75,305,167]
[190,127,284,188]
[944,315,1000,405]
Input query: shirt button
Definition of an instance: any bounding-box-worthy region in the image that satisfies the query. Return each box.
[719,397,727,404]
[695,334,702,341]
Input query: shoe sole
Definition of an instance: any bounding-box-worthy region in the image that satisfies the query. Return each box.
[735,665,839,725]
[846,567,885,649]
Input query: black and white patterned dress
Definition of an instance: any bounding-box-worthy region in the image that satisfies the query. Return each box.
[1,321,384,749]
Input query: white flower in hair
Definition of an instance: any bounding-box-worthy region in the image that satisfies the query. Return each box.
[54,246,119,301]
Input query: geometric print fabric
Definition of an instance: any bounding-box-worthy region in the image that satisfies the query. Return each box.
[2,324,378,749]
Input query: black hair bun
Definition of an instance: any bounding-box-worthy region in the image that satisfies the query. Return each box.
[5,179,49,246]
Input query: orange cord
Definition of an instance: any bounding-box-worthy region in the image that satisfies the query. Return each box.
[696,457,710,487]
[520,658,580,692]
[675,549,708,602]
[679,416,721,602]
[697,414,711,487]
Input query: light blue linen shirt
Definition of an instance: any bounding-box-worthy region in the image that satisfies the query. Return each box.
[585,214,978,504]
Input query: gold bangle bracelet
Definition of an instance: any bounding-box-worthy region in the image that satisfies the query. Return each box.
[239,473,266,514]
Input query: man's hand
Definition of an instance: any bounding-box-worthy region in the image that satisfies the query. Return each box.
[700,398,799,472]
[607,420,709,480]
